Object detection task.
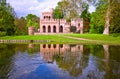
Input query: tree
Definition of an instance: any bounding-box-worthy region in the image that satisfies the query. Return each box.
[26,14,39,30]
[53,7,64,19]
[81,5,90,22]
[0,0,16,35]
[14,17,27,35]
[89,0,120,34]
[109,0,120,33]
[81,5,91,32]
[89,4,106,33]
[56,0,87,21]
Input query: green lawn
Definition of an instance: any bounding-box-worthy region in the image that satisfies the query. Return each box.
[0,34,120,44]
[64,34,120,44]
[0,35,85,44]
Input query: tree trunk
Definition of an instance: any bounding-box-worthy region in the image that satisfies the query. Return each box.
[103,0,110,35]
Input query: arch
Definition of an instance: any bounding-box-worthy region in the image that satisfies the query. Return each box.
[48,25,51,33]
[59,25,63,32]
[59,44,63,48]
[78,23,80,27]
[44,16,45,19]
[48,44,51,48]
[49,16,50,19]
[43,44,46,48]
[53,44,56,48]
[53,25,56,33]
[43,26,46,32]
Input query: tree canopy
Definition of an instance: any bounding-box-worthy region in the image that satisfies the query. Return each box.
[0,0,16,35]
[26,14,39,30]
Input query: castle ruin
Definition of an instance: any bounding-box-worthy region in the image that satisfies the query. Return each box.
[29,8,83,35]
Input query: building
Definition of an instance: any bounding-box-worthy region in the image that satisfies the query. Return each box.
[29,8,83,35]
[39,8,83,34]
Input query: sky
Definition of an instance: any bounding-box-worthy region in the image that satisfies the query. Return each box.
[7,0,61,18]
[7,0,95,18]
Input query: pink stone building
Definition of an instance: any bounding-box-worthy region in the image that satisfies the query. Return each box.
[37,8,83,34]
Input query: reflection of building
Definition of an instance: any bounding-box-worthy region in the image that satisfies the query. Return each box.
[35,8,83,35]
[40,44,83,63]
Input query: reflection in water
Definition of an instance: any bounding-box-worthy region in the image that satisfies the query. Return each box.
[0,44,120,79]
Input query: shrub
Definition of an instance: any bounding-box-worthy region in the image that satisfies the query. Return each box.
[0,31,6,37]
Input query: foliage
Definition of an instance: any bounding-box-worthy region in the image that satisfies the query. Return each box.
[89,4,106,33]
[56,0,87,20]
[109,0,120,33]
[26,14,39,29]
[0,31,6,36]
[0,0,15,35]
[14,17,27,35]
[80,5,91,22]
[53,7,64,19]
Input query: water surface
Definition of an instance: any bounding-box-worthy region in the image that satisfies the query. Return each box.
[0,44,120,79]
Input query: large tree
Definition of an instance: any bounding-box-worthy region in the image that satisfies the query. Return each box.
[0,0,16,35]
[56,0,87,21]
[14,17,27,35]
[89,4,106,33]
[26,14,39,30]
[89,0,120,34]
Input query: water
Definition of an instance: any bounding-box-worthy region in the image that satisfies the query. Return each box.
[0,44,120,79]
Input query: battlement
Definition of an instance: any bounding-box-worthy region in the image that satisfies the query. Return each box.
[40,19,66,22]
[65,22,71,25]
[71,18,83,21]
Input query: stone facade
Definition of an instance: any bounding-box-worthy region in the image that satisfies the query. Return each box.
[39,8,83,34]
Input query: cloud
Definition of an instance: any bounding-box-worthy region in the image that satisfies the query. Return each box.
[7,0,61,18]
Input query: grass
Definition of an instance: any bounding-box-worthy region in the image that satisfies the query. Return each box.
[64,34,120,44]
[0,34,120,44]
[0,35,84,44]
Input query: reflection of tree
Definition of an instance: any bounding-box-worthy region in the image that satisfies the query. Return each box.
[104,45,120,79]
[27,44,40,55]
[0,44,15,78]
[54,45,89,77]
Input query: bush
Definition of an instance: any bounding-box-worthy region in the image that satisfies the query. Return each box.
[0,31,6,37]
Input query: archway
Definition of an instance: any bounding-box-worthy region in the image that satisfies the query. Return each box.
[48,25,51,33]
[49,16,50,20]
[53,26,56,33]
[59,25,63,32]
[43,26,46,32]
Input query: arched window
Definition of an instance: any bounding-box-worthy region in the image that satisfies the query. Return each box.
[59,44,63,48]
[49,16,50,20]
[44,16,45,19]
[59,25,63,32]
[43,26,46,32]
[53,26,56,33]
[43,44,46,48]
[53,44,56,48]
[48,44,51,48]
[78,23,80,27]
[48,25,51,33]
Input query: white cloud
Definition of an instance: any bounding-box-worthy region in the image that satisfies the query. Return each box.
[7,0,61,18]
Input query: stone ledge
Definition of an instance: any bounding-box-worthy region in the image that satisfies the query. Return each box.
[0,40,51,43]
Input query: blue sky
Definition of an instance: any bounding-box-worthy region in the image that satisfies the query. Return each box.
[7,0,95,18]
[7,0,61,18]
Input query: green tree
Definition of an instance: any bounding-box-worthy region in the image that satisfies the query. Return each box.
[26,14,39,30]
[0,0,16,35]
[80,5,91,22]
[14,17,27,35]
[56,0,87,21]
[89,0,120,34]
[109,0,120,33]
[53,7,63,19]
[89,4,106,33]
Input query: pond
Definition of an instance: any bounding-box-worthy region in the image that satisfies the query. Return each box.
[0,43,120,79]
